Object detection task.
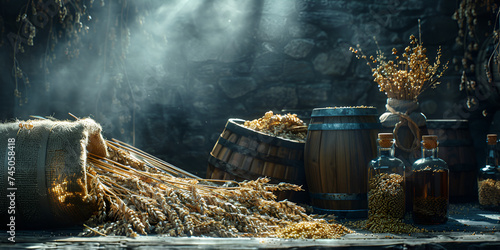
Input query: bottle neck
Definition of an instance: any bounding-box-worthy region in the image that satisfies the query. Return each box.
[422,147,438,159]
[378,145,394,157]
[486,144,498,166]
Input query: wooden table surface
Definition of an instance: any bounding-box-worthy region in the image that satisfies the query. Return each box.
[2,203,499,249]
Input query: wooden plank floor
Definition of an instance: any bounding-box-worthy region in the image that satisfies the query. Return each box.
[2,203,499,249]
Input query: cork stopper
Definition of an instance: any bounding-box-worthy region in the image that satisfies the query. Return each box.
[378,133,394,148]
[487,134,498,145]
[422,135,438,149]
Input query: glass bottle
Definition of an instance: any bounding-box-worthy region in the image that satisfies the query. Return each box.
[478,134,500,211]
[368,133,405,221]
[412,135,449,225]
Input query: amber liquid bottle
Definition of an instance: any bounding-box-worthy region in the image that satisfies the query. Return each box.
[367,133,405,220]
[478,134,500,211]
[412,135,449,225]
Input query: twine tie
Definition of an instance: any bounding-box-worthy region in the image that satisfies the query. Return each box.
[386,103,421,152]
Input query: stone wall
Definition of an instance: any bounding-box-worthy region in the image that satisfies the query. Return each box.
[145,0,469,177]
[2,0,499,177]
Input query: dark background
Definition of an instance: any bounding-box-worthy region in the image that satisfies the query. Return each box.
[0,0,499,177]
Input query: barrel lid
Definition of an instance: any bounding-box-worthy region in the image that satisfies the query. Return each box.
[311,107,378,117]
[426,119,469,129]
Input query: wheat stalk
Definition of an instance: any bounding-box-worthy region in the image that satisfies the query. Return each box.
[78,139,353,238]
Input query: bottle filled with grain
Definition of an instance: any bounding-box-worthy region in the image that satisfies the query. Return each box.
[411,135,449,225]
[367,133,405,220]
[477,134,500,211]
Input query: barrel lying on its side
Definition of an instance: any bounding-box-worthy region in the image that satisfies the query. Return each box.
[207,118,308,203]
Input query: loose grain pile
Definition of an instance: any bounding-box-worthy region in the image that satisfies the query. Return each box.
[275,221,354,239]
[346,216,426,234]
[366,215,426,234]
[243,111,307,142]
[79,139,351,238]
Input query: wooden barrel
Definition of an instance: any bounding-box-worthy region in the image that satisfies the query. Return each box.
[426,119,478,203]
[206,118,308,203]
[304,107,380,218]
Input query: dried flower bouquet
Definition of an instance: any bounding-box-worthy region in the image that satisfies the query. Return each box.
[350,29,449,153]
[350,34,448,101]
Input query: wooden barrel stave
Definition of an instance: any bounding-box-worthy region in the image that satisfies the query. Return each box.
[426,119,477,203]
[305,108,379,217]
[306,128,322,205]
[207,119,307,203]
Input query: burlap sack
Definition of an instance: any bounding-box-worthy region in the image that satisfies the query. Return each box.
[379,98,427,153]
[0,118,107,228]
[379,98,426,128]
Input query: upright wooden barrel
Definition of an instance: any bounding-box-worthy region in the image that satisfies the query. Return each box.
[304,107,380,218]
[426,119,478,203]
[207,118,307,203]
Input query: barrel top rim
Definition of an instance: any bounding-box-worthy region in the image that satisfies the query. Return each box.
[312,106,377,110]
[311,107,378,116]
[426,119,470,129]
[227,118,305,144]
[426,119,469,123]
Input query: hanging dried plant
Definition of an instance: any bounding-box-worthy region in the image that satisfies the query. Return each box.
[453,0,500,115]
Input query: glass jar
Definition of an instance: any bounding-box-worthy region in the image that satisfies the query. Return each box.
[412,135,449,225]
[368,133,405,220]
[478,134,500,211]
